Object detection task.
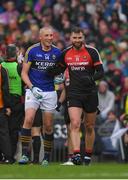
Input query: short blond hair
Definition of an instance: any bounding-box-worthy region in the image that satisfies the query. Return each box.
[39,26,53,35]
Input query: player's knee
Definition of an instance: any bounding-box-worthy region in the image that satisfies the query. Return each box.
[86,125,94,135]
[86,120,95,134]
[71,121,80,131]
[24,116,33,128]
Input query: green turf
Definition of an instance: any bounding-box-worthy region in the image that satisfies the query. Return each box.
[0,162,128,179]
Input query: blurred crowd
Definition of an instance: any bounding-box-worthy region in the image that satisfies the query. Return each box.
[0,0,128,93]
[0,0,128,162]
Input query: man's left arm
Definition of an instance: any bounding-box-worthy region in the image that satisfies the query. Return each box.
[47,61,66,76]
[47,52,67,76]
[93,64,104,81]
[91,48,104,81]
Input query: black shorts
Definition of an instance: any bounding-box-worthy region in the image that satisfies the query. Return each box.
[67,91,98,113]
[32,108,42,127]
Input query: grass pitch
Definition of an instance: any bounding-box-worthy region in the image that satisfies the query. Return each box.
[0,162,128,179]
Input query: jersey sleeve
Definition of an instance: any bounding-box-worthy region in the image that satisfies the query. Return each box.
[46,51,67,76]
[24,48,33,63]
[90,47,103,66]
[86,46,104,81]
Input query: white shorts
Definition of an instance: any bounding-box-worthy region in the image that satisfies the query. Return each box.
[25,89,57,112]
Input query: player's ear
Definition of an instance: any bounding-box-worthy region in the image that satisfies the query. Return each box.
[83,35,85,41]
[70,34,73,42]
[39,35,42,41]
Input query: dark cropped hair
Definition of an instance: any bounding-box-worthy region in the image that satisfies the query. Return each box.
[71,26,84,34]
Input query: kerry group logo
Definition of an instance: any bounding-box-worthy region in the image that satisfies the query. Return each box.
[33,61,55,71]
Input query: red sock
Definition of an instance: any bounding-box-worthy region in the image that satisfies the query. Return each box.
[85,149,93,157]
[73,150,80,155]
